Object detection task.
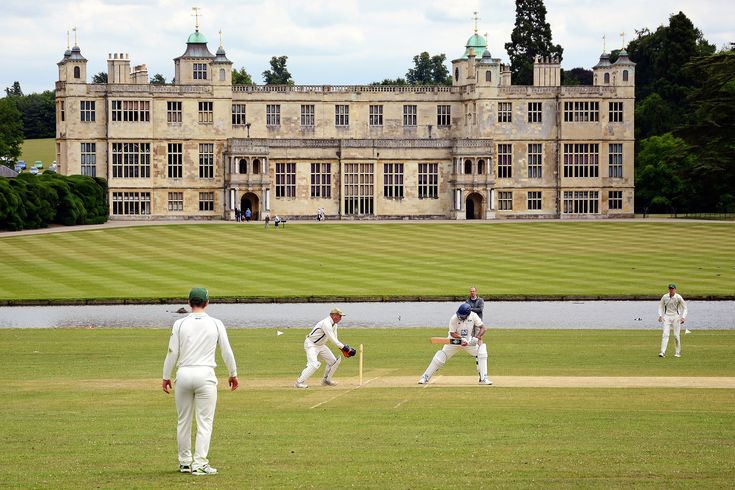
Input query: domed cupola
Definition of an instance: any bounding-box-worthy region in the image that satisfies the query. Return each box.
[461,32,487,59]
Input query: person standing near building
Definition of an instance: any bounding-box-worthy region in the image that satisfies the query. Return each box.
[658,283,688,358]
[162,287,239,476]
[466,286,484,319]
[295,308,356,388]
[418,303,492,385]
[245,208,252,222]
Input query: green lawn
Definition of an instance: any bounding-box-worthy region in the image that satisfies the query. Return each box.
[1,221,734,302]
[19,137,55,166]
[2,328,734,488]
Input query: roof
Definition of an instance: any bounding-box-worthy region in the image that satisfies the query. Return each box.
[187,31,208,44]
[0,165,19,178]
[460,33,487,59]
[175,30,215,60]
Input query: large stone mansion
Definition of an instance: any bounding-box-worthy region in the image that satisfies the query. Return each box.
[55,24,635,220]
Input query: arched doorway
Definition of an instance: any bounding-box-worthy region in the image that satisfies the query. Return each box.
[466,193,483,219]
[240,192,260,220]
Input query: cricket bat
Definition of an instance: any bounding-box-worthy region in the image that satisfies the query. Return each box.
[430,337,462,345]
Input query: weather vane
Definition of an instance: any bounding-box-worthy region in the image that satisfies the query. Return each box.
[602,34,606,53]
[72,26,77,46]
[219,29,223,47]
[620,31,625,49]
[473,11,480,33]
[66,30,70,49]
[192,7,201,31]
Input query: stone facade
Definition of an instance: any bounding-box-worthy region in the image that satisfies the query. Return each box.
[55,28,635,220]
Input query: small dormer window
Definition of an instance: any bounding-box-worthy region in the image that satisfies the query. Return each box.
[623,70,629,82]
[219,68,225,81]
[74,66,80,79]
[485,70,491,82]
[604,73,610,84]
[455,68,459,82]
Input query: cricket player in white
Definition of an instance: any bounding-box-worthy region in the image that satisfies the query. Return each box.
[419,303,492,385]
[658,283,688,358]
[162,287,238,476]
[295,307,355,388]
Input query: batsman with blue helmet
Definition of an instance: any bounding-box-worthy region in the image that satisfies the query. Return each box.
[418,303,492,385]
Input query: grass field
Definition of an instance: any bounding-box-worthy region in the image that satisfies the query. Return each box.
[19,137,55,166]
[1,221,734,302]
[2,328,734,488]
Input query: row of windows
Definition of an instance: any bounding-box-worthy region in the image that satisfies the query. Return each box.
[82,142,627,180]
[111,189,624,215]
[75,100,625,125]
[275,162,440,200]
[111,191,217,215]
[498,190,624,213]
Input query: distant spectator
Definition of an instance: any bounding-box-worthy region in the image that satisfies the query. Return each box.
[466,287,484,319]
[245,208,252,222]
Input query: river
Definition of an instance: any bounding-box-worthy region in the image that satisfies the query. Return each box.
[0,301,732,329]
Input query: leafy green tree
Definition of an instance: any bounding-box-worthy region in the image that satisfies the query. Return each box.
[635,133,695,213]
[406,52,451,85]
[5,81,23,97]
[0,97,24,165]
[232,67,253,85]
[561,67,592,86]
[15,91,55,139]
[150,74,166,85]
[370,78,408,86]
[634,93,676,141]
[263,56,294,85]
[92,72,108,84]
[504,0,563,85]
[675,50,735,212]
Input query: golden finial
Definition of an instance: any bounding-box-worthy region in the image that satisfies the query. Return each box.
[473,11,480,33]
[219,29,223,47]
[72,27,77,46]
[602,34,606,53]
[66,30,70,49]
[620,31,625,49]
[192,7,201,31]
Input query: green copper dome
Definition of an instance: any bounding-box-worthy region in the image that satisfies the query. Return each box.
[187,31,207,44]
[461,33,487,59]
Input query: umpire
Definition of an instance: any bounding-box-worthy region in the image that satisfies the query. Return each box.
[466,286,484,319]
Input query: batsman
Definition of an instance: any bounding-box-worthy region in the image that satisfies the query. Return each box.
[419,303,492,385]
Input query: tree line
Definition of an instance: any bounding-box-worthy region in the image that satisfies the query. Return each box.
[0,172,108,231]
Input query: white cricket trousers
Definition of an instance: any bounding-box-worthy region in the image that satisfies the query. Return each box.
[297,340,338,383]
[423,343,488,379]
[660,315,682,356]
[175,366,218,469]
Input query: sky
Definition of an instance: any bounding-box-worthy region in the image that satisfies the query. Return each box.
[1,0,733,94]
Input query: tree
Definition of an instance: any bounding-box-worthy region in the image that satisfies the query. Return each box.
[406,52,451,85]
[232,67,253,85]
[675,50,735,212]
[635,133,694,213]
[0,97,24,165]
[15,91,55,139]
[263,56,294,85]
[561,67,592,86]
[5,81,23,97]
[92,72,108,84]
[150,74,166,85]
[505,0,563,85]
[370,78,407,86]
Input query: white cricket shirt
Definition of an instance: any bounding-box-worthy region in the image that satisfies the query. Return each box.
[305,316,344,349]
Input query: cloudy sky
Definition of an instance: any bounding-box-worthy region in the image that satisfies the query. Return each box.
[2,0,733,94]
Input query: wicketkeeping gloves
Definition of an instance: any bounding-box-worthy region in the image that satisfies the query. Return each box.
[341,344,357,357]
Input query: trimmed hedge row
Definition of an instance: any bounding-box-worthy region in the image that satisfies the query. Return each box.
[0,172,108,231]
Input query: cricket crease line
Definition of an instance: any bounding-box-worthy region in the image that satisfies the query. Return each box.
[309,382,363,409]
[393,399,409,409]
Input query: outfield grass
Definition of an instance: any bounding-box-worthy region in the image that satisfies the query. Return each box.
[19,137,55,166]
[1,221,734,302]
[2,328,734,488]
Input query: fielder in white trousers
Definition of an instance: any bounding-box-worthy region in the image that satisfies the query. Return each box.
[163,288,238,475]
[658,284,688,358]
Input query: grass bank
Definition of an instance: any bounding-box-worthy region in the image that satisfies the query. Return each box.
[1,328,733,488]
[19,137,55,165]
[1,221,734,303]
